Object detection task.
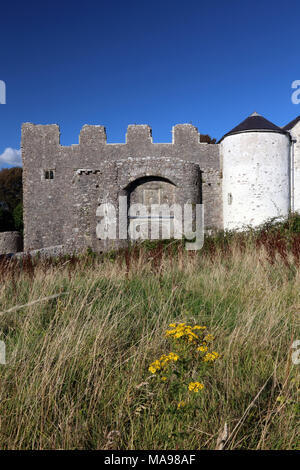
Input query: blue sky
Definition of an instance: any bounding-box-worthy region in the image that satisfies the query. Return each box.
[0,0,300,168]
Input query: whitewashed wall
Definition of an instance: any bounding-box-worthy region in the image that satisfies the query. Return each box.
[287,121,300,214]
[221,131,290,230]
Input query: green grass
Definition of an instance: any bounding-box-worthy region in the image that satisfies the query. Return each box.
[0,230,299,449]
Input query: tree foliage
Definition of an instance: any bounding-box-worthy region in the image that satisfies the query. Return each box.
[0,167,23,211]
[13,202,24,233]
[0,167,23,232]
[0,207,15,232]
[200,134,217,144]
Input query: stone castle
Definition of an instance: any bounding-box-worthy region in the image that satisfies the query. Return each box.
[19,112,300,254]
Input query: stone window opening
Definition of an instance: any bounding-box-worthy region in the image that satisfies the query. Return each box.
[228,193,233,205]
[44,169,55,180]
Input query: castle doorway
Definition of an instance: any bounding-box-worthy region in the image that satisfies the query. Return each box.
[127,176,177,240]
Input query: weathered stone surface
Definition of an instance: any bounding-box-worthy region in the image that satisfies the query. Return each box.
[21,123,222,252]
[13,245,67,259]
[0,231,22,254]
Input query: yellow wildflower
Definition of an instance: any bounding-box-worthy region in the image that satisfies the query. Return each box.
[204,334,214,342]
[148,352,179,374]
[173,332,184,338]
[168,352,179,361]
[177,401,186,409]
[203,351,220,362]
[188,382,204,392]
[197,345,208,352]
[148,359,161,373]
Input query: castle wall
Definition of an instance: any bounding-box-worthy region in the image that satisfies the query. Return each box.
[21,123,222,252]
[221,131,290,230]
[21,124,80,250]
[288,121,300,213]
[0,231,22,255]
[71,159,201,252]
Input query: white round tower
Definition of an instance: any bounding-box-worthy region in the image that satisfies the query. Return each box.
[220,112,290,231]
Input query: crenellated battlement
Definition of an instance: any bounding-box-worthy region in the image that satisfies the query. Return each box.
[79,125,107,146]
[22,122,211,147]
[22,122,61,146]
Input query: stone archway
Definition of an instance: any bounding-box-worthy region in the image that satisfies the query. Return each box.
[127,176,177,240]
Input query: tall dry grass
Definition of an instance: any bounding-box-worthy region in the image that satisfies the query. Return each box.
[0,231,299,449]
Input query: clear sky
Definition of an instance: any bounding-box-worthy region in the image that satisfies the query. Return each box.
[0,0,300,168]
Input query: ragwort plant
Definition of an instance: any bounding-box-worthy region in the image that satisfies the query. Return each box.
[148,322,221,411]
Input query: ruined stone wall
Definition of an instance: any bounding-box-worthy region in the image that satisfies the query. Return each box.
[0,231,22,254]
[21,124,68,250]
[21,123,222,252]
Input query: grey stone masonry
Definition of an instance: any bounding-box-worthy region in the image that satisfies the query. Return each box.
[0,231,22,254]
[21,123,223,253]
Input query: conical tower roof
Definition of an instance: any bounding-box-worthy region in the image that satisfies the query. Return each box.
[282,115,300,131]
[219,112,287,142]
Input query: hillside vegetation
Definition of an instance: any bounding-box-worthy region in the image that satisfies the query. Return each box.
[0,219,299,450]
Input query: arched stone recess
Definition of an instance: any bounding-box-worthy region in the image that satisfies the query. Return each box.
[125,176,177,240]
[125,175,177,207]
[116,158,201,242]
[116,157,201,201]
